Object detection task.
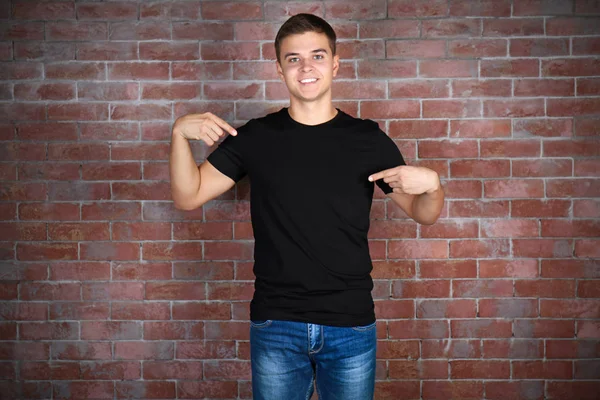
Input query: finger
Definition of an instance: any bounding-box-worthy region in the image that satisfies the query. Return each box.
[205,120,224,139]
[368,168,395,182]
[209,114,237,136]
[205,129,219,143]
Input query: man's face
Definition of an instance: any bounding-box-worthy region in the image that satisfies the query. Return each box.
[276,31,339,104]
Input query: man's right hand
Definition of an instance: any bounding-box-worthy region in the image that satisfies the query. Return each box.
[173,112,237,146]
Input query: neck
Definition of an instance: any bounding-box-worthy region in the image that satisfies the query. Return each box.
[288,98,337,126]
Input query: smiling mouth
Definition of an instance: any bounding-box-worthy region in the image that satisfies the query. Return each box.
[299,78,318,85]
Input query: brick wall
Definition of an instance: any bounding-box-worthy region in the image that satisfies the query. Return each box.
[1,0,599,399]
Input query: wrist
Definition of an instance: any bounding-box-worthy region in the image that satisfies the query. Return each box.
[425,173,441,194]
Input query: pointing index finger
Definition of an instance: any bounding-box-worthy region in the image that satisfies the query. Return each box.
[368,168,394,182]
[211,115,237,136]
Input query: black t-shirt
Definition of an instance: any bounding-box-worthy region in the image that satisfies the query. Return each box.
[207,108,406,327]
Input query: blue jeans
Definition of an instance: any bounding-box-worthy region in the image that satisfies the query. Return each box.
[250,319,377,400]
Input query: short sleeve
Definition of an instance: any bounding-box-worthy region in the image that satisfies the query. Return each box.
[373,130,406,195]
[206,134,247,182]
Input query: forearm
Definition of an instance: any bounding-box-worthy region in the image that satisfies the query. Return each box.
[411,183,445,225]
[169,130,200,208]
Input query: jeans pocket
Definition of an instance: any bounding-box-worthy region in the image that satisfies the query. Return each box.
[250,319,273,329]
[351,321,377,331]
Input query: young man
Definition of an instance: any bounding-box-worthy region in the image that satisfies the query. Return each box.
[170,14,444,400]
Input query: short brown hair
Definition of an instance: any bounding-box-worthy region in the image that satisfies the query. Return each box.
[274,13,337,63]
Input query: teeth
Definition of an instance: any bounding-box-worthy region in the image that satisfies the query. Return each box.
[301,78,317,83]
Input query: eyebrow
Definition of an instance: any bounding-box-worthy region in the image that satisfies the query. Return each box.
[283,48,328,59]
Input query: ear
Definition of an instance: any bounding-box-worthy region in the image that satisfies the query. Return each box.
[276,61,284,81]
[332,54,340,78]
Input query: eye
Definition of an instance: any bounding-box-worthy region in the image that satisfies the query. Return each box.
[314,54,324,60]
[289,57,299,63]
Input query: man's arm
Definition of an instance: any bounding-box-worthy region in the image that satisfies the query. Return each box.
[169,113,238,210]
[369,166,444,225]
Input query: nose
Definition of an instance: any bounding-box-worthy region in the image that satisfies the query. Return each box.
[300,59,313,71]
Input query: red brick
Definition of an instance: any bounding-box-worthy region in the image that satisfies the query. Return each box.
[449,39,507,57]
[82,282,144,301]
[388,0,448,17]
[543,58,600,77]
[49,302,108,321]
[546,339,600,359]
[450,239,510,258]
[511,38,569,56]
[482,59,540,77]
[420,220,479,239]
[450,160,509,178]
[377,340,419,359]
[76,2,138,20]
[387,119,446,141]
[374,300,414,318]
[483,339,544,359]
[49,262,110,281]
[0,323,16,340]
[483,18,544,36]
[574,37,600,55]
[484,99,545,117]
[144,322,204,340]
[542,259,600,278]
[360,20,419,38]
[422,339,481,360]
[513,238,573,258]
[389,80,449,98]
[514,159,573,177]
[324,0,386,19]
[371,261,415,279]
[451,360,509,379]
[0,183,46,201]
[578,280,600,297]
[449,200,509,218]
[513,0,573,15]
[542,219,599,237]
[81,361,141,380]
[479,298,538,318]
[81,321,141,340]
[451,319,512,338]
[576,159,600,176]
[368,220,416,239]
[109,62,169,81]
[172,302,231,320]
[337,40,385,59]
[18,162,78,181]
[0,302,47,321]
[575,118,600,136]
[140,1,202,20]
[578,321,600,338]
[143,242,202,261]
[516,279,576,298]
[423,380,484,400]
[515,78,574,97]
[512,199,570,217]
[204,360,251,380]
[178,381,238,399]
[484,179,544,198]
[172,263,231,282]
[360,100,420,119]
[417,299,477,318]
[393,280,450,298]
[542,299,600,318]
[547,178,600,197]
[386,40,446,58]
[20,322,78,340]
[574,199,600,217]
[116,382,176,400]
[485,381,544,400]
[145,282,205,300]
[452,80,511,98]
[388,320,450,339]
[388,240,448,259]
[423,99,480,118]
[575,360,600,379]
[389,360,448,379]
[82,202,140,221]
[176,341,236,360]
[53,381,114,399]
[51,342,110,360]
[202,42,260,61]
[17,242,77,261]
[144,361,202,380]
[20,282,80,301]
[423,19,481,37]
[375,381,420,399]
[420,60,478,78]
[20,362,79,380]
[418,139,478,158]
[111,302,170,320]
[114,341,173,361]
[515,118,572,138]
[453,279,513,297]
[449,119,510,139]
[111,20,170,41]
[481,219,538,238]
[420,260,477,278]
[205,321,249,340]
[514,319,575,338]
[544,138,600,157]
[438,180,481,200]
[357,60,416,78]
